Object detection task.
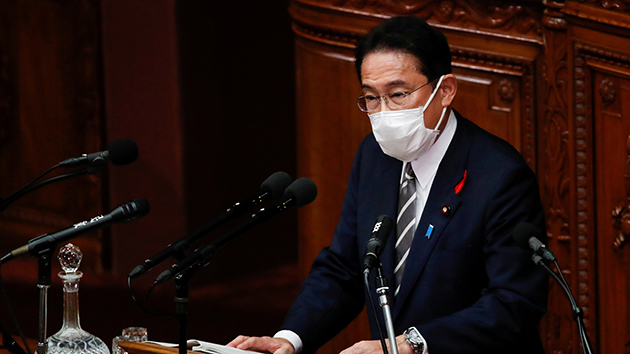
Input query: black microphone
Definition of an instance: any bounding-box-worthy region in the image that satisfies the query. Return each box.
[512,222,556,262]
[0,140,139,212]
[154,177,317,284]
[363,215,394,270]
[1,198,150,264]
[59,139,139,169]
[516,223,594,354]
[128,171,293,279]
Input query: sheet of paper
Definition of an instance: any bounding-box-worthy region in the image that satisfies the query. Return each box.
[146,340,257,354]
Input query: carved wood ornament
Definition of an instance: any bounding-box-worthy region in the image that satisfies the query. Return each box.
[612,134,630,250]
[564,0,630,29]
[302,0,543,39]
[578,0,630,13]
[573,42,595,333]
[541,0,571,244]
[498,78,515,103]
[292,0,544,45]
[598,77,616,105]
[539,4,580,353]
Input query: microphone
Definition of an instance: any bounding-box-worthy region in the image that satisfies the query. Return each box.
[0,140,139,212]
[154,177,317,284]
[59,139,139,169]
[128,171,293,279]
[363,215,394,270]
[1,198,150,264]
[512,222,556,262]
[515,223,594,354]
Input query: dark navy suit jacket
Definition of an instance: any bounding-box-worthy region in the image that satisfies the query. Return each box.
[282,112,548,354]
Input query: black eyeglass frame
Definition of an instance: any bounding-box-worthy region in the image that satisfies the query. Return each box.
[356,79,437,113]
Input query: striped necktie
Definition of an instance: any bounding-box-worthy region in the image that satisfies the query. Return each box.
[394,163,416,296]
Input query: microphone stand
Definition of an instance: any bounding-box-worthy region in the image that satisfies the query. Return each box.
[533,255,593,354]
[174,270,194,354]
[375,266,398,354]
[170,249,193,354]
[36,250,54,354]
[168,246,201,354]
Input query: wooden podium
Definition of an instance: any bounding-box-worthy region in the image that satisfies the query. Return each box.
[118,342,193,354]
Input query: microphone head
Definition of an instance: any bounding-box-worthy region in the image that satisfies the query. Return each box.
[284,178,317,207]
[130,198,151,217]
[373,215,394,242]
[111,198,150,222]
[512,222,542,250]
[109,139,139,165]
[260,171,293,198]
[363,215,393,270]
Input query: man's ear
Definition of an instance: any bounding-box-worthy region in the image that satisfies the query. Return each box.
[439,74,457,107]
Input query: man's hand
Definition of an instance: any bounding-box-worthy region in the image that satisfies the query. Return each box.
[226,336,295,354]
[339,335,413,354]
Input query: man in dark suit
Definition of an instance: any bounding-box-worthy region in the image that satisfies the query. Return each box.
[228,16,548,354]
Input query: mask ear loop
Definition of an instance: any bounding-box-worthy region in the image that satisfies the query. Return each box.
[422,75,447,131]
[432,107,448,132]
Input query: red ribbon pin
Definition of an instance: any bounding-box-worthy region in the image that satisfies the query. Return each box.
[454,170,467,195]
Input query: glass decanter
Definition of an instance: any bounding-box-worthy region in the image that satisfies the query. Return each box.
[46,243,110,354]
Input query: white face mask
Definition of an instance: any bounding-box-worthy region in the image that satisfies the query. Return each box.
[368,75,447,162]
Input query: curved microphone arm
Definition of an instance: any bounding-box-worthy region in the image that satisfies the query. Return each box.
[0,168,88,212]
[535,256,593,354]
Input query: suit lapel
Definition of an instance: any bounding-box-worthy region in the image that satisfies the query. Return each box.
[376,165,401,288]
[357,154,401,286]
[392,112,472,318]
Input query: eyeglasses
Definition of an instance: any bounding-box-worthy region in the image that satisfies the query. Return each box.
[356,79,435,113]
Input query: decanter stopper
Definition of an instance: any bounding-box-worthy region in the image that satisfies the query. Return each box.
[58,243,82,274]
[46,243,110,354]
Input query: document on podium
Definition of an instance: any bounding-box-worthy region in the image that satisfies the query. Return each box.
[147,340,256,354]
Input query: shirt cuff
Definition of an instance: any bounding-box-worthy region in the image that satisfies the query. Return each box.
[273,330,303,354]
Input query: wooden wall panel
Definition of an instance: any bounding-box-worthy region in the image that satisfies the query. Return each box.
[294,36,369,279]
[571,22,630,353]
[176,0,298,283]
[595,72,630,354]
[0,0,104,271]
[100,0,186,277]
[294,35,372,354]
[452,70,523,153]
[446,29,541,170]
